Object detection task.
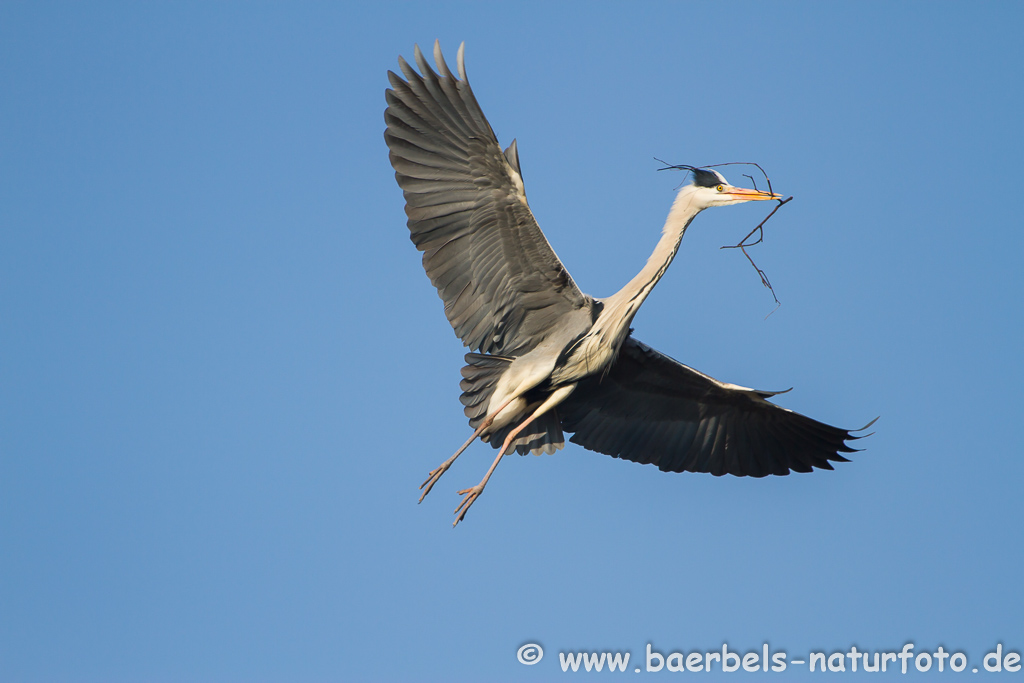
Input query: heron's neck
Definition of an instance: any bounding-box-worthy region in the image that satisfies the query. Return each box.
[600,186,703,332]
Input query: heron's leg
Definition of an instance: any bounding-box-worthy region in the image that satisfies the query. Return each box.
[418,396,518,503]
[453,385,575,526]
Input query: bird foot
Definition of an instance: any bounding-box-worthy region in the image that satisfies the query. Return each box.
[452,485,485,527]
[419,462,453,503]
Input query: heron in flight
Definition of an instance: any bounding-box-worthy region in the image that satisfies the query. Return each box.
[385,42,872,526]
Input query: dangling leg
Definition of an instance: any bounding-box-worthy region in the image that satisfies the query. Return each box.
[418,396,518,503]
[453,385,575,526]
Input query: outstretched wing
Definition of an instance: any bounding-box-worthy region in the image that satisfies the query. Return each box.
[385,42,591,355]
[559,337,873,477]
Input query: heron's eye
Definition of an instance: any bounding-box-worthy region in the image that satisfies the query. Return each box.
[716,185,724,192]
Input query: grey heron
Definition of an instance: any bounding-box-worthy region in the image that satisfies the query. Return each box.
[384,42,872,526]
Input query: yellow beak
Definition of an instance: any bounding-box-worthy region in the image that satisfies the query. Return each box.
[721,185,782,201]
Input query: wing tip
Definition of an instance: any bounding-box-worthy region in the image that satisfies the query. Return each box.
[457,42,467,81]
[756,386,792,398]
[846,416,880,443]
[433,40,453,79]
[855,415,880,433]
[396,41,466,85]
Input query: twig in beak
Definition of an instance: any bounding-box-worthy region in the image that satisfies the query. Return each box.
[721,196,793,318]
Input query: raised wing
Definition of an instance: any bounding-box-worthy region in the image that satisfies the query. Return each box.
[559,337,873,477]
[385,42,591,355]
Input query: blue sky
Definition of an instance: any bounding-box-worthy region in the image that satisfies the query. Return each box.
[2,2,1022,681]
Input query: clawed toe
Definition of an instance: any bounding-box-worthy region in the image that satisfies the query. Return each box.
[453,486,483,526]
[419,466,448,503]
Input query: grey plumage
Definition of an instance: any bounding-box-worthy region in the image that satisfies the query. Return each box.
[384,42,873,525]
[560,338,873,477]
[459,353,563,455]
[385,43,593,357]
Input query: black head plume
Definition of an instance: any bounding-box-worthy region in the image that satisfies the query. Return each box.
[655,161,727,188]
[685,166,726,188]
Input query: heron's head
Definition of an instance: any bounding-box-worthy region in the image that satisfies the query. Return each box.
[687,167,782,209]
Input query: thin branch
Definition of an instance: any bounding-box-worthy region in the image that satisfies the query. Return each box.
[705,161,775,197]
[722,195,792,252]
[721,196,793,318]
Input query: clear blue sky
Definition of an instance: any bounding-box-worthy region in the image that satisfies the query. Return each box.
[2,2,1022,681]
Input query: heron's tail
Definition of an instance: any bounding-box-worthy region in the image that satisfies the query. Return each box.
[459,353,511,428]
[459,353,565,456]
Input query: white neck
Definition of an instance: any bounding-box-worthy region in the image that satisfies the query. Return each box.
[597,185,704,343]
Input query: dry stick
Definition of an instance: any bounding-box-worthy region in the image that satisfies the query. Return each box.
[721,195,793,318]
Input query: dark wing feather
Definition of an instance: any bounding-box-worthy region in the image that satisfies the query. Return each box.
[559,337,872,477]
[385,42,590,355]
